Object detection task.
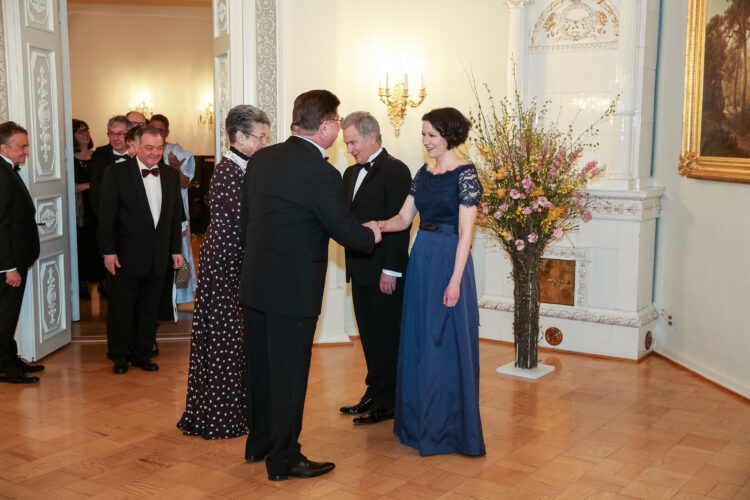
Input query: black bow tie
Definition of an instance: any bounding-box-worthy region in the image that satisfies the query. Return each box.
[13,165,20,172]
[141,167,159,178]
[362,161,373,172]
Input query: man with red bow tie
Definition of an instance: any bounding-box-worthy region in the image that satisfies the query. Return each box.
[98,125,183,374]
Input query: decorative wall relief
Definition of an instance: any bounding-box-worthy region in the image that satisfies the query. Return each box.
[214,0,228,38]
[38,254,64,337]
[530,0,619,51]
[0,6,8,122]
[256,0,278,142]
[35,196,62,241]
[29,47,57,180]
[215,54,230,156]
[25,0,53,32]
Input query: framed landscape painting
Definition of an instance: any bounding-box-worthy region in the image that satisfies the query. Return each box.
[681,0,750,184]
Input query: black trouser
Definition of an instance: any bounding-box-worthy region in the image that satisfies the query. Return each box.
[107,271,165,363]
[351,279,403,410]
[0,269,27,371]
[244,306,317,474]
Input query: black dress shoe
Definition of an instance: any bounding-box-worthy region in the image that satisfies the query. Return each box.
[245,453,267,463]
[131,359,159,372]
[339,397,374,415]
[268,459,335,481]
[113,360,128,374]
[16,358,44,373]
[0,372,40,384]
[353,408,395,425]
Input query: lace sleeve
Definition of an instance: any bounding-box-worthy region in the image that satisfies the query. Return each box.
[409,165,425,196]
[458,165,483,207]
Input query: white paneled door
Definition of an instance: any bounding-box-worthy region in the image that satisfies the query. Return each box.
[3,0,72,360]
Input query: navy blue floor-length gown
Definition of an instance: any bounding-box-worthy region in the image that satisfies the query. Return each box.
[394,163,486,456]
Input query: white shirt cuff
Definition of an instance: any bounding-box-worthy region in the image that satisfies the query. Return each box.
[1,267,17,273]
[382,269,402,278]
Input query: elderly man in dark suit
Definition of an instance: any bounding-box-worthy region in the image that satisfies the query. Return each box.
[240,90,381,481]
[98,125,183,374]
[340,111,412,425]
[0,122,42,384]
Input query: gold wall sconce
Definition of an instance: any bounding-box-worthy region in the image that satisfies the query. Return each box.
[378,72,426,136]
[129,93,153,119]
[198,101,214,127]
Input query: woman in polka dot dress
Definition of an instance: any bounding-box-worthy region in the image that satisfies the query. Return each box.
[177,105,271,439]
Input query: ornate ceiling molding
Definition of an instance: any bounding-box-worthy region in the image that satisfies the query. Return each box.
[530,0,619,52]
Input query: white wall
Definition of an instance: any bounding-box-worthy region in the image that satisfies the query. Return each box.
[67,3,213,155]
[281,0,510,174]
[653,2,750,397]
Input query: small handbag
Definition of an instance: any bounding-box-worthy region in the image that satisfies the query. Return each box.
[175,258,190,288]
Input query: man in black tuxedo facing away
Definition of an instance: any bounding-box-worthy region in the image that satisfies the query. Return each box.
[0,122,43,383]
[98,125,183,374]
[340,112,412,424]
[240,90,382,481]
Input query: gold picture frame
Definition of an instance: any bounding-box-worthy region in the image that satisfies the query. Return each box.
[680,0,750,184]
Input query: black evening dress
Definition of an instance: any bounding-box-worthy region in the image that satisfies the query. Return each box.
[74,156,100,284]
[393,163,486,456]
[177,149,248,439]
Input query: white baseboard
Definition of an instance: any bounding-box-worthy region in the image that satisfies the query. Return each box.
[655,345,750,400]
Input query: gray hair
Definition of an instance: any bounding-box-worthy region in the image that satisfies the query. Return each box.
[342,111,381,144]
[106,115,131,131]
[226,105,271,144]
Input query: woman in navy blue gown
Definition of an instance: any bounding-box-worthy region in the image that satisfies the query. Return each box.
[379,107,485,456]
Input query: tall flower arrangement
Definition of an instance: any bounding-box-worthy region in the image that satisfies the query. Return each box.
[469,79,614,370]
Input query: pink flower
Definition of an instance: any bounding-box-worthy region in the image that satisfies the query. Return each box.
[493,210,503,218]
[499,203,509,212]
[510,189,521,199]
[481,203,489,215]
[522,207,532,215]
[515,239,525,250]
[582,210,593,222]
[522,177,534,189]
[554,228,564,239]
[520,194,526,199]
[528,233,538,243]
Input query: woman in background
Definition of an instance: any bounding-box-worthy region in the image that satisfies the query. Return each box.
[72,119,98,299]
[379,107,485,456]
[177,105,271,439]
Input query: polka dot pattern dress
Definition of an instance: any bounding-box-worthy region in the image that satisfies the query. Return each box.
[177,153,248,439]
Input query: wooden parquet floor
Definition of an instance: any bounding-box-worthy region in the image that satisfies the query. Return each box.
[4,282,750,498]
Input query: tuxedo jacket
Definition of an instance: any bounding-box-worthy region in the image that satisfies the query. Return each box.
[239,135,375,318]
[342,148,412,286]
[97,157,182,277]
[0,158,40,272]
[90,144,127,217]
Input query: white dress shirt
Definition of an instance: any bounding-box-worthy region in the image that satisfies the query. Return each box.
[137,157,162,228]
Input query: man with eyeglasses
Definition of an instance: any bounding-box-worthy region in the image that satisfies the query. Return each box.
[98,125,184,375]
[239,89,381,481]
[90,115,132,217]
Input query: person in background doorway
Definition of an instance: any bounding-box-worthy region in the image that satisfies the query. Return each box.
[72,119,99,300]
[148,113,197,304]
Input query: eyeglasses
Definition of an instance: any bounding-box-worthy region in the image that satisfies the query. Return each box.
[107,131,127,137]
[324,117,343,126]
[244,132,267,145]
[75,128,89,134]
